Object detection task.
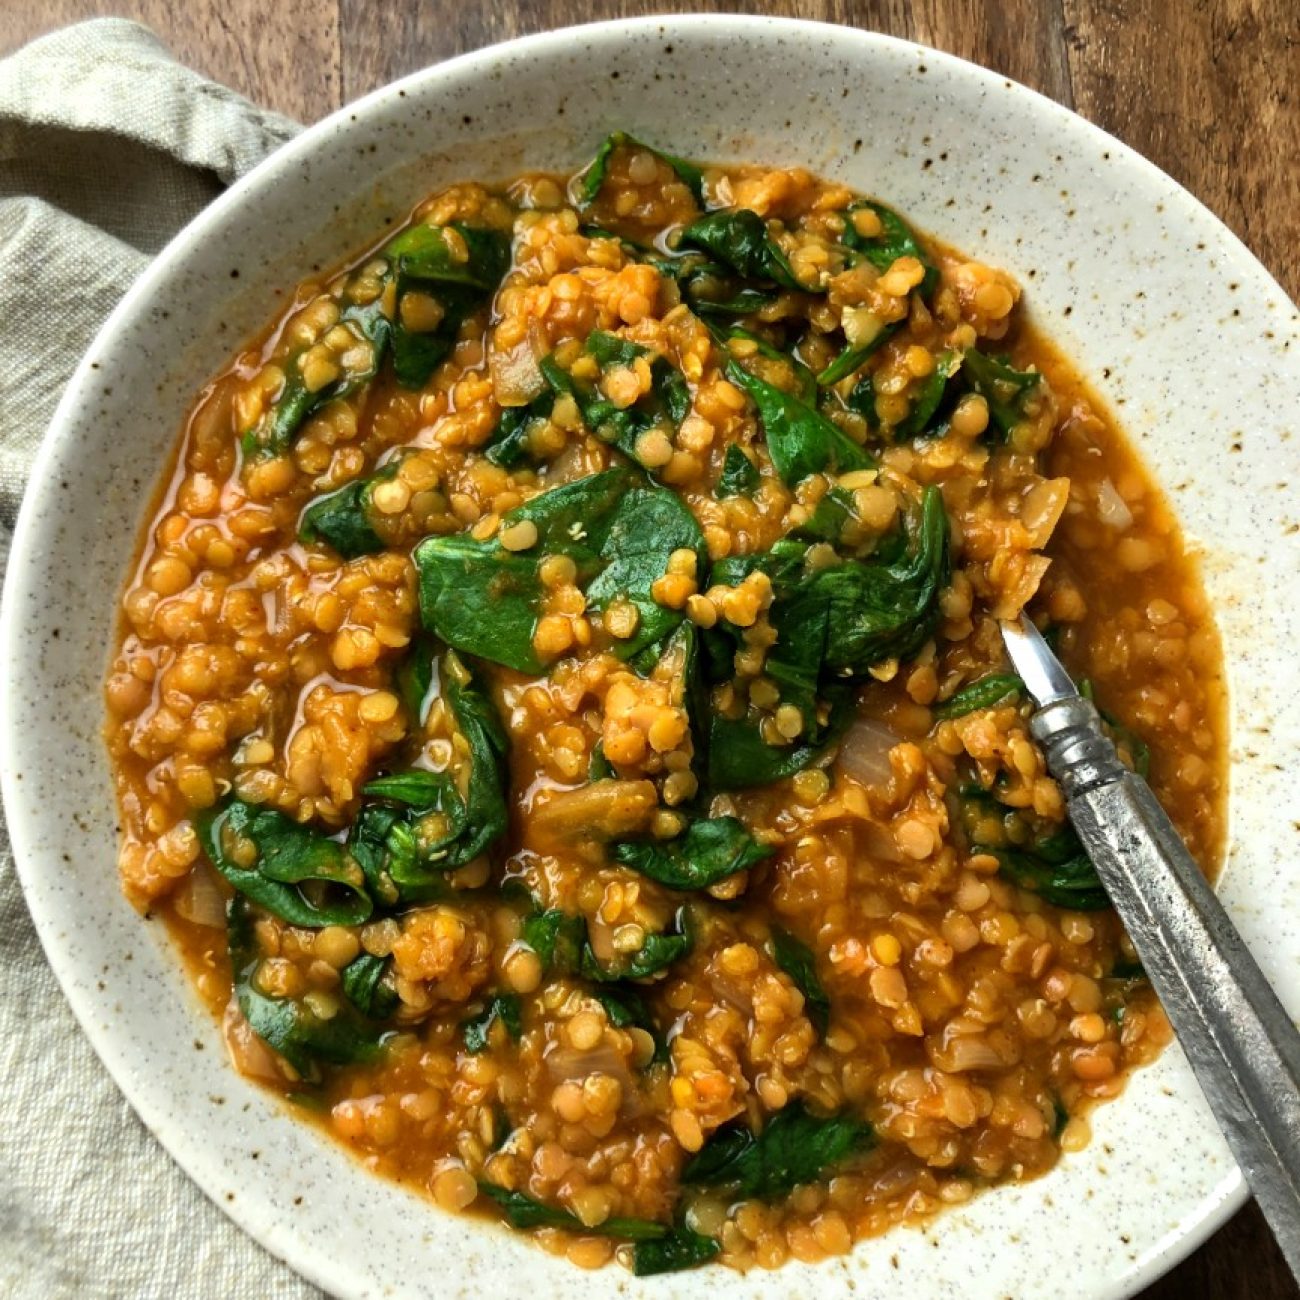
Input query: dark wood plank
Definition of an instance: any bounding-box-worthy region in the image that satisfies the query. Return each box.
[0,0,340,121]
[339,0,913,99]
[912,0,1074,102]
[1062,0,1300,301]
[1149,1198,1297,1300]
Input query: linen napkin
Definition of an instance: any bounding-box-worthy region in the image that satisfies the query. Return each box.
[0,19,320,1299]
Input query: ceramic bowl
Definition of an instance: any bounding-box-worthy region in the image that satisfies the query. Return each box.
[3,15,1299,1300]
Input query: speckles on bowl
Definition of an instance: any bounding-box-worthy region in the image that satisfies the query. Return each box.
[2,15,1299,1300]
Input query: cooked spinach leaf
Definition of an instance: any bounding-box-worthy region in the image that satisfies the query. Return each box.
[816,320,900,387]
[1052,1096,1070,1139]
[580,921,692,983]
[384,222,510,389]
[612,816,773,890]
[1004,828,1109,910]
[523,901,692,984]
[933,672,1024,720]
[462,994,523,1052]
[680,208,802,290]
[682,1101,873,1199]
[414,468,626,673]
[962,348,1041,439]
[705,490,946,789]
[982,824,1109,912]
[846,370,880,430]
[415,468,703,671]
[299,458,403,558]
[706,709,843,790]
[351,649,509,899]
[815,484,950,673]
[770,927,830,1037]
[1080,679,1152,778]
[483,390,555,468]
[228,897,388,1078]
[590,983,667,1057]
[244,293,390,457]
[791,486,856,546]
[726,360,873,486]
[197,800,372,927]
[340,953,398,1019]
[588,740,615,781]
[633,1224,721,1275]
[660,252,781,321]
[841,199,939,299]
[477,1182,669,1240]
[520,908,587,973]
[583,482,705,661]
[579,131,705,206]
[709,323,817,404]
[895,349,960,439]
[541,333,690,475]
[715,444,761,498]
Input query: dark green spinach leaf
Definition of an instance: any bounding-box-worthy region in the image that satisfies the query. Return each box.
[715,444,761,498]
[770,927,830,1037]
[415,468,703,671]
[462,994,523,1053]
[228,897,388,1078]
[933,673,1024,720]
[579,131,705,206]
[895,349,959,439]
[197,800,372,928]
[816,320,900,387]
[962,348,1041,439]
[477,1182,669,1240]
[299,458,403,558]
[680,209,802,290]
[351,649,509,898]
[520,908,587,973]
[580,921,692,983]
[483,390,556,469]
[726,360,873,486]
[340,953,398,1019]
[682,1101,874,1199]
[633,1224,721,1275]
[384,222,510,389]
[541,333,690,476]
[612,816,773,890]
[244,293,390,457]
[841,199,938,299]
[815,484,950,673]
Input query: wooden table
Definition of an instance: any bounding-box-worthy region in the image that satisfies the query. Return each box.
[3,3,1297,1297]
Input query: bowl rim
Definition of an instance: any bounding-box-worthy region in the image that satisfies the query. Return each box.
[6,11,1293,1297]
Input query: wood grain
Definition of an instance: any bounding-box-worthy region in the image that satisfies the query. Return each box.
[0,0,340,121]
[0,2,1297,1296]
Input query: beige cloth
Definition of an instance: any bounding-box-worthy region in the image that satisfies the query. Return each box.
[0,20,320,1298]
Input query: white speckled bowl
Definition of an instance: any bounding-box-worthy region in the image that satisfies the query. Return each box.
[3,15,1299,1300]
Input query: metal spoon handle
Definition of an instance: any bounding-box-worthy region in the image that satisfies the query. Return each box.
[1033,696,1300,1279]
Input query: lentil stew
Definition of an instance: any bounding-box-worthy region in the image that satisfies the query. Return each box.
[105,133,1226,1275]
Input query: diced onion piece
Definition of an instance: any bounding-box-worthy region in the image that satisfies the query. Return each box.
[174,862,227,928]
[490,325,546,407]
[1095,476,1134,532]
[545,1044,636,1106]
[1020,477,1071,548]
[842,307,884,348]
[222,1000,287,1083]
[930,1032,1007,1073]
[530,779,659,839]
[836,717,901,790]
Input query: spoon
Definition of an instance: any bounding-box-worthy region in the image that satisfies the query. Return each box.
[1000,615,1300,1279]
